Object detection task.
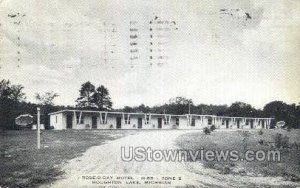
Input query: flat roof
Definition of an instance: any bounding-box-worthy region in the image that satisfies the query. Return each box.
[48,109,274,119]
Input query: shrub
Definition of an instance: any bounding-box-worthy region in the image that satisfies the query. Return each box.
[258,129,263,135]
[203,127,211,135]
[273,133,290,149]
[258,139,264,145]
[222,165,231,174]
[210,125,216,131]
[242,131,250,138]
[242,131,250,150]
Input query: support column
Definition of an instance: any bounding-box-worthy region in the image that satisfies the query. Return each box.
[99,112,103,124]
[78,111,82,124]
[122,113,125,125]
[73,111,77,126]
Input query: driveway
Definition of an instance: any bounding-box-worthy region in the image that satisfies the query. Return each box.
[49,130,299,187]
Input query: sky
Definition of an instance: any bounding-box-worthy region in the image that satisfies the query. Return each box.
[0,0,299,109]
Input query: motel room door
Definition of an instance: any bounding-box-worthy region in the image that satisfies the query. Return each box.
[92,116,97,129]
[250,120,254,129]
[225,120,229,129]
[66,114,73,129]
[138,118,142,128]
[158,118,162,129]
[116,117,122,129]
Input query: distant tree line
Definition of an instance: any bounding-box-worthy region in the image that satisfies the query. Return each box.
[0,80,299,129]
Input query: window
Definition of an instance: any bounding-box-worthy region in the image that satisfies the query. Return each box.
[76,115,84,124]
[246,120,249,125]
[191,118,195,126]
[125,116,131,124]
[164,117,170,125]
[145,115,150,124]
[208,118,212,125]
[175,118,179,126]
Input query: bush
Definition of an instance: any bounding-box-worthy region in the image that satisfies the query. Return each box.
[222,165,231,174]
[258,139,264,145]
[242,131,250,138]
[210,125,216,131]
[258,129,264,135]
[273,133,290,149]
[203,127,211,135]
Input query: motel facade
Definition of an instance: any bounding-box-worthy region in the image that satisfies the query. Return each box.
[49,110,273,130]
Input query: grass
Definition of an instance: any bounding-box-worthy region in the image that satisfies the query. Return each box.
[0,129,136,188]
[176,129,300,181]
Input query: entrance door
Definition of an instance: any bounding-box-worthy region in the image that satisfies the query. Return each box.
[116,117,122,129]
[237,120,240,129]
[66,115,73,129]
[92,116,97,129]
[262,121,265,129]
[158,118,162,129]
[250,120,254,129]
[138,118,142,128]
[226,120,229,129]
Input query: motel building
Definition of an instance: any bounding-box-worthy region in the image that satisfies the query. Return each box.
[49,110,273,130]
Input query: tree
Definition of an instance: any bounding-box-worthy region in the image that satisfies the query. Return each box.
[0,79,12,99]
[263,101,288,120]
[226,102,257,117]
[92,85,112,110]
[0,79,26,102]
[10,85,26,102]
[263,101,300,128]
[76,81,95,107]
[169,96,193,105]
[35,91,59,105]
[0,79,27,130]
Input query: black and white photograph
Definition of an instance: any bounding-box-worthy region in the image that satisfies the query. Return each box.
[0,0,300,187]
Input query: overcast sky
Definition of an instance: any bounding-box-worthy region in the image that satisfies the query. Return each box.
[0,0,299,109]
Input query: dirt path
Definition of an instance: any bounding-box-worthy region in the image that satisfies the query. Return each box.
[48,130,299,188]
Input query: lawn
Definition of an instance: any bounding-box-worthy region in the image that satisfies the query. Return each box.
[176,129,300,182]
[0,129,136,188]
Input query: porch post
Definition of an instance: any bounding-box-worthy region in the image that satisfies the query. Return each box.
[78,111,82,124]
[73,111,77,125]
[122,113,125,125]
[104,112,107,124]
[99,112,103,124]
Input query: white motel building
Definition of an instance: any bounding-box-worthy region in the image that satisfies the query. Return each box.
[49,110,273,130]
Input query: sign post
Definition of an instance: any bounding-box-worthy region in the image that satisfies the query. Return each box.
[37,107,40,149]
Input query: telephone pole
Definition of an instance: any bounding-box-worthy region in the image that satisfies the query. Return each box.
[37,107,40,149]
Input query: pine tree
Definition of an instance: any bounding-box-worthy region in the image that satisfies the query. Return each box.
[92,85,112,110]
[76,81,95,107]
